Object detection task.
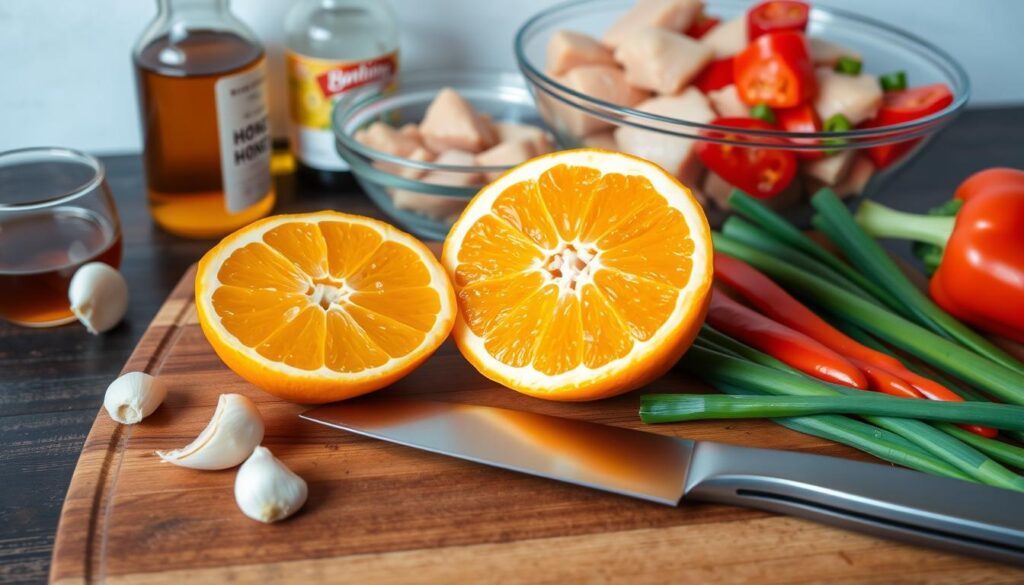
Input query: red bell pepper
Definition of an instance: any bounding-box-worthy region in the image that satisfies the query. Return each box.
[861,83,954,169]
[696,117,797,199]
[776,103,824,160]
[693,57,734,93]
[855,168,1024,344]
[747,0,810,40]
[713,252,997,437]
[707,287,868,388]
[734,31,816,108]
[685,13,721,39]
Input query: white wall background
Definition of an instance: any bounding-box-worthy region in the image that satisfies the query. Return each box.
[1,0,1022,154]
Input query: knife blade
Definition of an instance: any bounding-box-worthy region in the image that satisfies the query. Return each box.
[301,397,1024,564]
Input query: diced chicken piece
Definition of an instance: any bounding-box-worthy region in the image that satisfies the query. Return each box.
[421,150,482,186]
[476,140,536,181]
[614,27,714,95]
[390,150,480,223]
[603,0,703,49]
[813,68,883,126]
[707,84,748,117]
[803,150,856,185]
[419,88,498,153]
[700,17,746,58]
[613,88,715,178]
[394,147,436,180]
[557,65,649,135]
[808,37,862,67]
[582,131,618,150]
[354,121,420,157]
[832,154,875,199]
[546,30,617,76]
[702,170,733,210]
[398,123,423,145]
[495,122,555,155]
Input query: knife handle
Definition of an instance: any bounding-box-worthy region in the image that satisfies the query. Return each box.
[684,442,1024,565]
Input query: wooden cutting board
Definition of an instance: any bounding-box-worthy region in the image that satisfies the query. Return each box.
[50,264,1022,584]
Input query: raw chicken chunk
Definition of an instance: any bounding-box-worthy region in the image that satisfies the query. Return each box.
[702,170,734,210]
[700,17,746,58]
[803,150,856,185]
[613,88,715,178]
[476,140,536,180]
[546,30,617,76]
[808,37,862,67]
[390,149,479,223]
[582,131,618,150]
[813,68,882,126]
[603,0,703,49]
[398,123,424,148]
[495,122,554,155]
[807,154,875,199]
[556,65,649,135]
[354,121,420,157]
[614,27,714,95]
[707,84,748,117]
[419,88,498,153]
[388,146,435,180]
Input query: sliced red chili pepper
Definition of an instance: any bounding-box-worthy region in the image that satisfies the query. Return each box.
[776,103,824,160]
[696,117,797,199]
[861,84,954,169]
[747,1,810,40]
[685,13,721,39]
[693,57,734,93]
[846,357,923,399]
[707,287,868,388]
[734,31,816,108]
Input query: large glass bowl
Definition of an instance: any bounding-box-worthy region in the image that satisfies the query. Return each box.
[333,70,549,240]
[514,0,970,222]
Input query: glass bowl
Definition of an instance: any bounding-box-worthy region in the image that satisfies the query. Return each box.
[333,70,550,240]
[514,0,970,222]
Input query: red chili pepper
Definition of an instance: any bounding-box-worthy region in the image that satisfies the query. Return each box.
[713,252,997,437]
[861,84,954,169]
[776,103,824,160]
[734,31,816,108]
[845,358,923,399]
[686,13,721,39]
[707,287,868,388]
[696,117,797,199]
[747,0,810,40]
[693,57,735,93]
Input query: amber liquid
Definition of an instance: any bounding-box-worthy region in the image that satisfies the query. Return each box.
[135,30,275,238]
[0,209,123,326]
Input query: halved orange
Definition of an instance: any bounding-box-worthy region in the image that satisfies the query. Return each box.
[195,212,456,404]
[441,149,713,401]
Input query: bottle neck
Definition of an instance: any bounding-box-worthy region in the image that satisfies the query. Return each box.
[158,0,231,18]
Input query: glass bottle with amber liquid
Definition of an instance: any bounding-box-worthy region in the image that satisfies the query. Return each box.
[134,0,274,238]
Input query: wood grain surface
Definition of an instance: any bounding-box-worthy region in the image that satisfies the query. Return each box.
[48,264,1024,584]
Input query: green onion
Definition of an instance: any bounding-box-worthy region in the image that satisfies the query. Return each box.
[712,233,1024,405]
[811,188,1024,375]
[714,384,972,481]
[880,70,908,91]
[834,55,863,75]
[750,103,777,124]
[824,113,852,132]
[726,190,906,313]
[678,344,1024,491]
[938,424,1024,471]
[640,394,1024,430]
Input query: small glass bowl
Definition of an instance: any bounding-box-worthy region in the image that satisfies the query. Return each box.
[332,70,550,240]
[514,0,970,220]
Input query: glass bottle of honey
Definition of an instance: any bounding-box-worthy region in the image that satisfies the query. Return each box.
[134,0,275,238]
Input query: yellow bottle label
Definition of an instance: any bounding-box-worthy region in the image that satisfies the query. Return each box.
[286,50,399,171]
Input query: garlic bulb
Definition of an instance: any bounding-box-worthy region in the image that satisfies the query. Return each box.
[234,446,308,523]
[68,262,129,334]
[156,393,264,470]
[104,372,167,424]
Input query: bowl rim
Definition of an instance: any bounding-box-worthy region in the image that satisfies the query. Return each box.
[513,0,971,141]
[332,69,547,175]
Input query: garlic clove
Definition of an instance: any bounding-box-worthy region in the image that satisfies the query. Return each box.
[234,446,308,523]
[156,393,264,470]
[103,371,167,424]
[68,262,129,334]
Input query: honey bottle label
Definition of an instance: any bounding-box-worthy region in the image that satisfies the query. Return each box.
[215,61,272,213]
[286,51,399,171]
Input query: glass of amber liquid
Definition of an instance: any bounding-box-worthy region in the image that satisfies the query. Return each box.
[0,148,123,327]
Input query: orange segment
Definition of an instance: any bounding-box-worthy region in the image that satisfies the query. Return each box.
[195,212,456,404]
[442,149,712,401]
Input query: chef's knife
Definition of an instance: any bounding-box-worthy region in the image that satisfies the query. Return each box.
[301,397,1024,564]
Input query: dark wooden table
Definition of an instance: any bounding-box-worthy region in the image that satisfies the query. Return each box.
[2,107,1023,585]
